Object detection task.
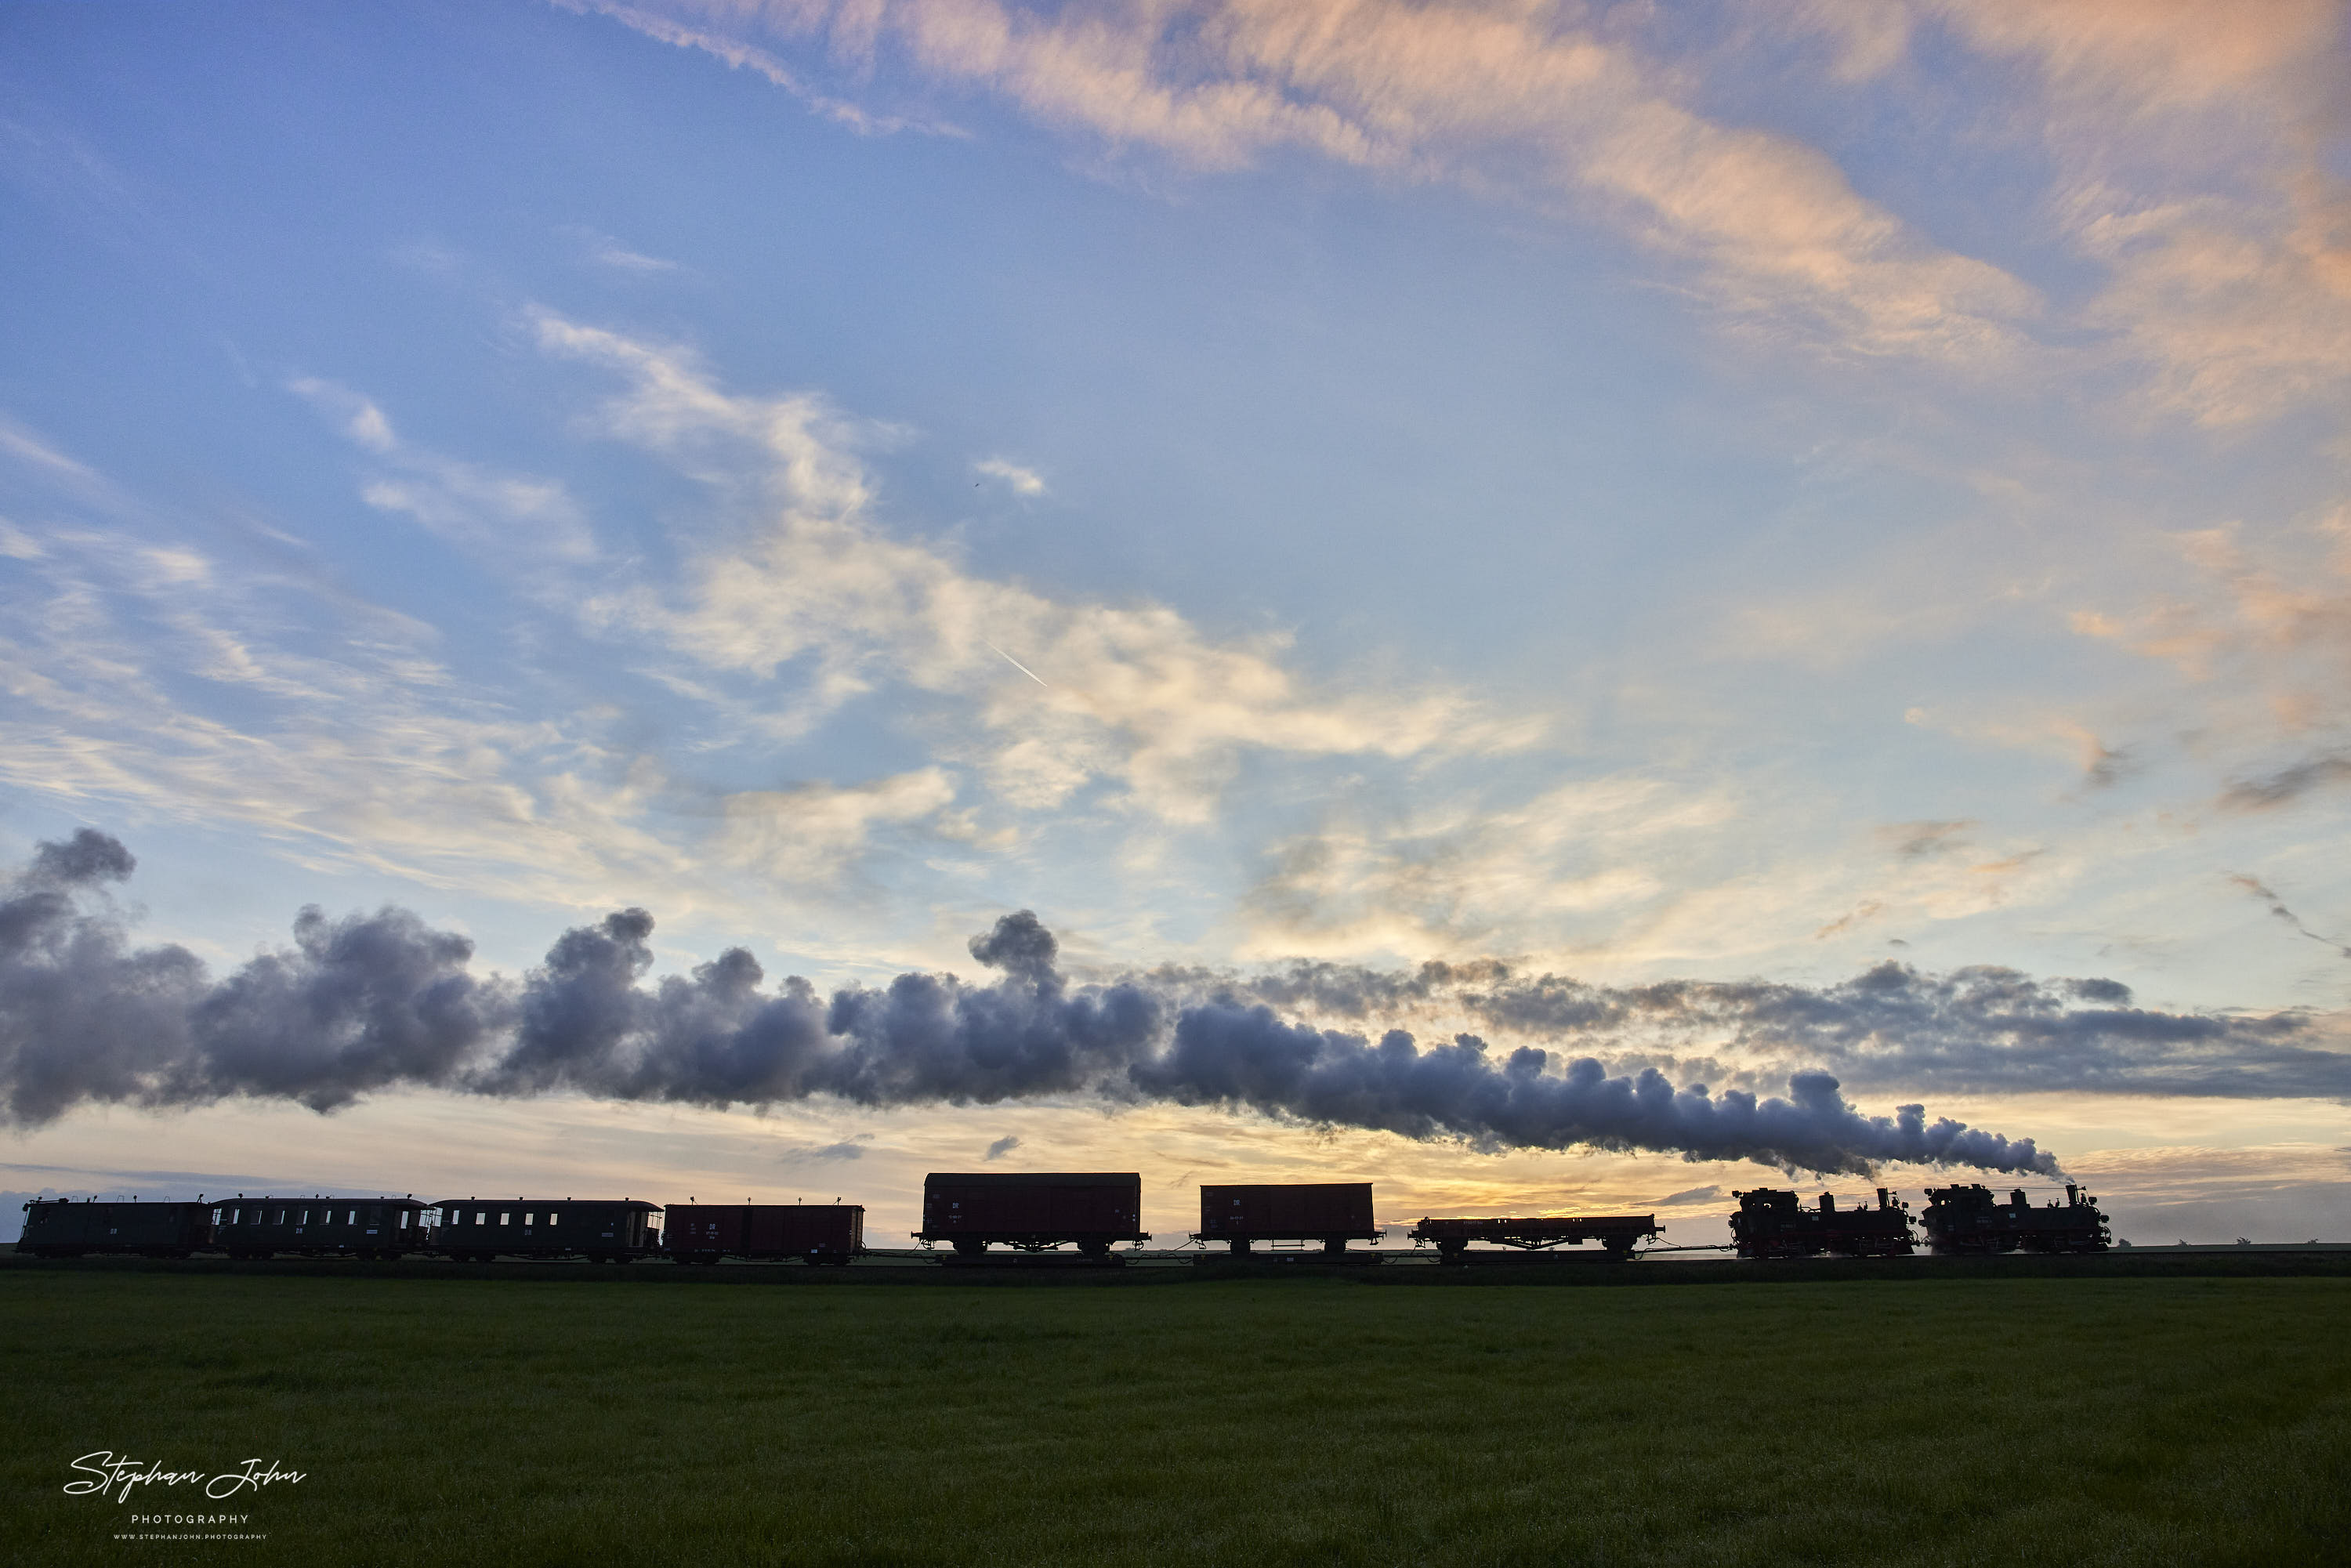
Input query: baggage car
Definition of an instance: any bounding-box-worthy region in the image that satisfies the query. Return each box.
[433,1198,663,1262]
[917,1171,1148,1256]
[1196,1182,1380,1254]
[665,1203,864,1266]
[19,1198,214,1259]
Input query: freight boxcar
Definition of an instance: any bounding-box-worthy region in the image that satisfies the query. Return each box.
[432,1199,663,1262]
[1409,1213,1661,1261]
[212,1196,432,1259]
[917,1172,1148,1256]
[18,1198,214,1258]
[665,1203,864,1266]
[1730,1188,1914,1259]
[1921,1183,2110,1255]
[1195,1182,1380,1254]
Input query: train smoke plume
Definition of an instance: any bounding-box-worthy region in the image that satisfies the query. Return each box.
[23,828,2312,1175]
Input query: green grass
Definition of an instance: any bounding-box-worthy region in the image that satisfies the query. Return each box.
[6,1269,2346,1566]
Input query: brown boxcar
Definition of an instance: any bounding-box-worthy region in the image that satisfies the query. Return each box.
[1410,1213,1661,1260]
[1196,1182,1380,1253]
[665,1203,864,1266]
[431,1198,662,1262]
[18,1199,214,1259]
[917,1171,1148,1255]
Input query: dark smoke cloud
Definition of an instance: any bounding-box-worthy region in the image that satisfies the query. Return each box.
[1133,1005,2056,1175]
[1168,954,2349,1103]
[15,830,2338,1174]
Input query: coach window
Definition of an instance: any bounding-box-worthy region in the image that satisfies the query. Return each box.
[500,1211,511,1226]
[474,1211,486,1226]
[212,1208,223,1224]
[548,1212,559,1225]
[523,1212,534,1226]
[399,1212,410,1229]
[347,1210,357,1225]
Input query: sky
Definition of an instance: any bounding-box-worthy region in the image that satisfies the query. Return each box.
[3,0,2349,1248]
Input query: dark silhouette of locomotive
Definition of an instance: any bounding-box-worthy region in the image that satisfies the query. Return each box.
[1920,1183,2109,1254]
[1730,1187,1916,1258]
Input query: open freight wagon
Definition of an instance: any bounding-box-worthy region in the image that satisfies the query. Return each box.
[665,1203,863,1266]
[1410,1212,1661,1261]
[917,1172,1148,1257]
[1195,1182,1381,1254]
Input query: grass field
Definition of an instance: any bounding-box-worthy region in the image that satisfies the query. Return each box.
[7,1266,2346,1566]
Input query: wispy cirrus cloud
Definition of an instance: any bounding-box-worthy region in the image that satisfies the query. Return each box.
[575,0,2045,365]
[292,377,598,566]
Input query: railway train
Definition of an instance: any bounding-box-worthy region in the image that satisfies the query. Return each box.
[13,1175,2112,1264]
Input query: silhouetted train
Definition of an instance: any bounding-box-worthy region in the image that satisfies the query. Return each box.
[14,1175,2113,1264]
[1730,1187,1917,1259]
[1921,1183,2110,1255]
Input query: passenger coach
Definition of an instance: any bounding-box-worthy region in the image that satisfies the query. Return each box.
[433,1199,663,1262]
[214,1196,431,1259]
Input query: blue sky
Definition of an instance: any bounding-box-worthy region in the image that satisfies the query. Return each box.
[3,1,2348,1245]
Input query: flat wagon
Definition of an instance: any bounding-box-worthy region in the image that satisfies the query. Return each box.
[212,1196,433,1259]
[1410,1212,1661,1261]
[1730,1188,1914,1259]
[665,1203,864,1266]
[917,1172,1148,1257]
[1921,1183,2110,1255]
[1196,1182,1380,1254]
[432,1198,663,1262]
[19,1198,215,1259]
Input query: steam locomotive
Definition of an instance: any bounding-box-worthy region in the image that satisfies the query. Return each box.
[15,1175,2112,1263]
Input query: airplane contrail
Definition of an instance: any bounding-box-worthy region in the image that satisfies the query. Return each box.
[983,640,1049,686]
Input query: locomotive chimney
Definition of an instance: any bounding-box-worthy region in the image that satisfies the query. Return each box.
[1876,1186,1889,1209]
[2011,1189,2027,1207]
[1820,1193,1836,1213]
[2066,1183,2078,1205]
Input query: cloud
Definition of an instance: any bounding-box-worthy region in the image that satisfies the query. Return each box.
[1657,1184,1723,1207]
[581,0,2042,366]
[1882,820,1976,860]
[533,309,1531,824]
[779,1134,872,1163]
[2228,873,2351,961]
[569,227,684,275]
[292,377,597,565]
[1147,950,2351,1104]
[0,831,2092,1175]
[975,457,1045,495]
[2071,516,2351,806]
[983,1133,1020,1160]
